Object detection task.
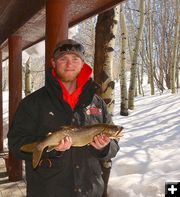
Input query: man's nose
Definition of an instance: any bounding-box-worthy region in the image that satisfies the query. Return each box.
[66,59,72,66]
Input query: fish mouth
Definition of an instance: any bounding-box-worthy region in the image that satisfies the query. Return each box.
[115,126,124,137]
[115,130,123,138]
[109,128,123,139]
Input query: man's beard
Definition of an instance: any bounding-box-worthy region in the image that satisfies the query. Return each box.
[57,72,79,83]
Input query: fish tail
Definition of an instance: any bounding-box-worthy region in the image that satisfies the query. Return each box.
[20,142,37,152]
[32,147,43,168]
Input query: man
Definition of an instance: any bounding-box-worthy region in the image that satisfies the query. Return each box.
[8,39,119,197]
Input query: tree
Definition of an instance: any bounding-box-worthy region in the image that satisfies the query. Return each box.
[94,7,119,115]
[171,0,179,93]
[24,57,34,96]
[147,0,155,95]
[128,0,145,110]
[119,4,128,116]
[94,7,119,197]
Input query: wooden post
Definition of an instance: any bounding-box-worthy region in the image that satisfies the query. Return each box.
[8,35,23,181]
[45,0,69,70]
[0,49,3,152]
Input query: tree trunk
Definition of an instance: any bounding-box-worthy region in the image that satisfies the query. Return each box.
[159,0,166,92]
[25,57,34,96]
[171,0,179,93]
[147,0,155,95]
[94,7,119,197]
[128,0,145,110]
[119,5,128,116]
[94,7,118,115]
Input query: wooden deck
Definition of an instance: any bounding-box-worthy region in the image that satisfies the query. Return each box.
[0,154,26,197]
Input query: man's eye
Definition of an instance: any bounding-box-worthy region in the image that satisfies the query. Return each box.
[59,58,67,61]
[73,57,79,61]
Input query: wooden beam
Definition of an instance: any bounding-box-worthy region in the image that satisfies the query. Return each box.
[0,49,3,152]
[0,0,45,45]
[8,35,23,181]
[45,0,69,69]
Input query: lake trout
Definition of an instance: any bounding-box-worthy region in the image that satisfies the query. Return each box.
[20,123,123,168]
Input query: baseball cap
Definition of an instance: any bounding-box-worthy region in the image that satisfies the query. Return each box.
[53,39,85,61]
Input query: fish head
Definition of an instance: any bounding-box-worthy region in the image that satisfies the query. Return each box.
[103,124,123,139]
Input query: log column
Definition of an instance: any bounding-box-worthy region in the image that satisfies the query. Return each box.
[45,0,69,69]
[0,49,3,152]
[8,35,22,181]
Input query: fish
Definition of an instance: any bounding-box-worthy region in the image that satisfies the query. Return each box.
[20,123,123,168]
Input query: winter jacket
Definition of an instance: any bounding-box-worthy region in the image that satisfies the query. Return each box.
[8,66,120,197]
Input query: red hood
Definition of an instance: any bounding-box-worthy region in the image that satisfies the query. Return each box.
[52,63,93,109]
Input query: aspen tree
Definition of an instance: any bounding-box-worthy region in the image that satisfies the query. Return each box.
[94,7,119,114]
[171,0,179,93]
[25,57,33,96]
[119,4,128,116]
[147,0,155,95]
[128,0,145,110]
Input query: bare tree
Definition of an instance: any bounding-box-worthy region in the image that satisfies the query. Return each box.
[94,7,119,115]
[24,57,34,96]
[94,7,119,197]
[128,0,145,110]
[147,0,155,95]
[171,0,179,93]
[119,4,128,116]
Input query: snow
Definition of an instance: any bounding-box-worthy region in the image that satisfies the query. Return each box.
[109,83,180,197]
[2,81,180,197]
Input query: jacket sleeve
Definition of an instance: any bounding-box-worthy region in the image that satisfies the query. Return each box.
[89,97,120,161]
[7,99,39,161]
[7,99,61,161]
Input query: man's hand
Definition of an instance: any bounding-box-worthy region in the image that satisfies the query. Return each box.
[90,134,110,150]
[55,136,72,151]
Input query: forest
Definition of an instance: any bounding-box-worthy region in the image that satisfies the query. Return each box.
[2,0,179,116]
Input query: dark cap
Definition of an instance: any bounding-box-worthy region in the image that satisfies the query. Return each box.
[53,39,85,60]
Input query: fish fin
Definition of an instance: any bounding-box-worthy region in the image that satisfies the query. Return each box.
[20,142,37,153]
[32,147,43,168]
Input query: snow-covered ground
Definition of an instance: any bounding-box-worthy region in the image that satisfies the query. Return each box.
[109,83,180,197]
[2,81,180,197]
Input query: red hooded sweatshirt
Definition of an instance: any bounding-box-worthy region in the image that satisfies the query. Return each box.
[52,63,92,109]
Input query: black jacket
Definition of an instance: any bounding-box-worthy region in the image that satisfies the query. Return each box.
[8,69,119,197]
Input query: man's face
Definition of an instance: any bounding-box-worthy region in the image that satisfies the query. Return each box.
[52,53,84,82]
